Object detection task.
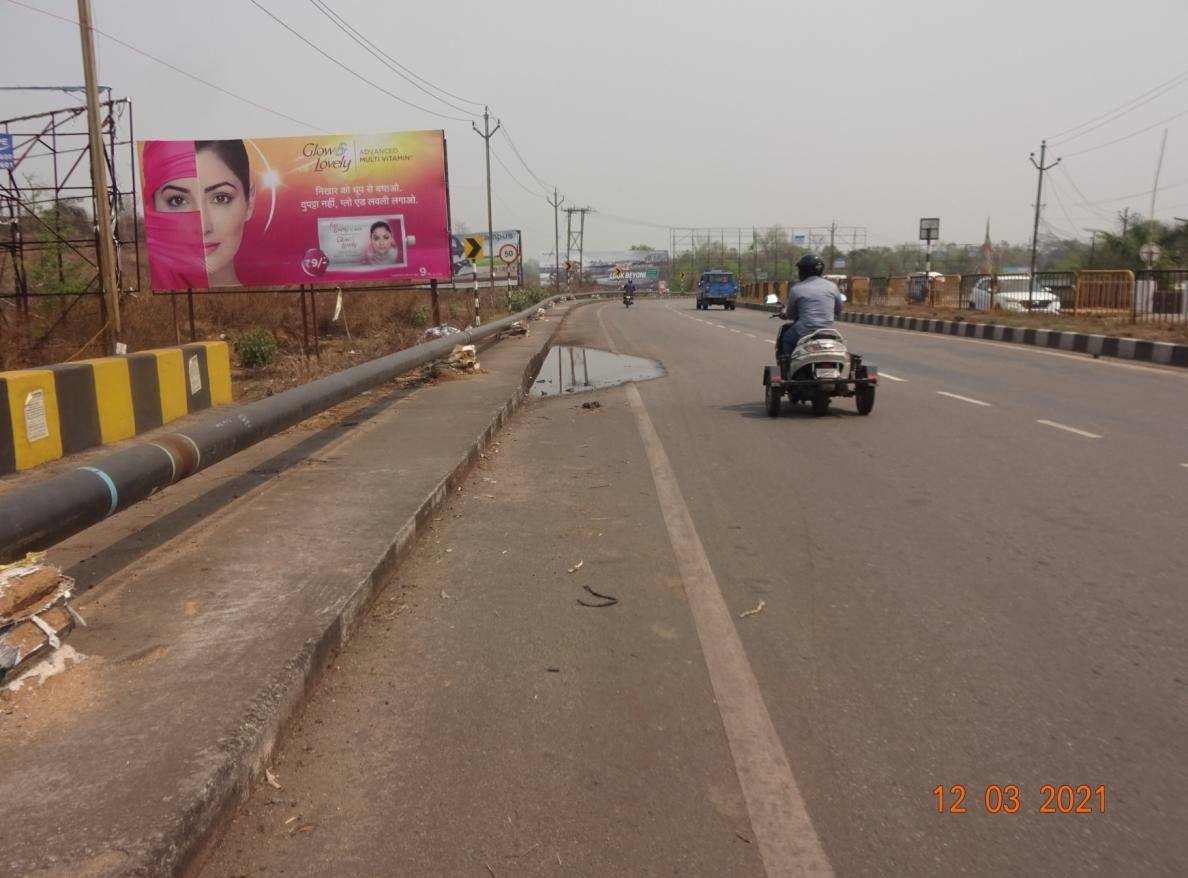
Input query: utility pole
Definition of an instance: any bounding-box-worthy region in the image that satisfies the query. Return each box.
[1119,207,1130,238]
[471,106,500,325]
[547,188,564,295]
[828,220,836,269]
[1148,128,1169,244]
[1084,229,1100,269]
[1028,140,1060,307]
[77,0,120,353]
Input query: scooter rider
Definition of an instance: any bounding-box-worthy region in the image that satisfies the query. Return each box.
[622,279,636,302]
[777,253,844,357]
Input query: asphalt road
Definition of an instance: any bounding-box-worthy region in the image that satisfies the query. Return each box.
[200,298,1187,877]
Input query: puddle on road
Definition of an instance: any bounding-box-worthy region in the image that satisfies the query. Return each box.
[531,346,665,397]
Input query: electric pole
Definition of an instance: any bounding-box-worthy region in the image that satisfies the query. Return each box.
[1119,207,1130,238]
[547,188,564,295]
[77,0,121,353]
[471,106,500,325]
[1028,140,1060,307]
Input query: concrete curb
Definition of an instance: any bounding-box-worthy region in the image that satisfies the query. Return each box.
[171,316,568,877]
[738,301,1188,369]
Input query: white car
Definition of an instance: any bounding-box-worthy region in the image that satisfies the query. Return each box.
[967,276,1061,313]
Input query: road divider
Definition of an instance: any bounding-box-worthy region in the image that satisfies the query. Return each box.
[1,342,231,476]
[738,301,1188,369]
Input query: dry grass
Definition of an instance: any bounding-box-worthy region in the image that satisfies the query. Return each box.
[0,283,527,398]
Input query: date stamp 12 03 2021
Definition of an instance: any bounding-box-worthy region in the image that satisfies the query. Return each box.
[934,784,1107,815]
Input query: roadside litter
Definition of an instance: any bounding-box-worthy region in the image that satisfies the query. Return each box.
[418,324,462,343]
[445,344,479,372]
[581,401,601,410]
[577,585,618,608]
[0,553,85,686]
[497,321,529,339]
[739,600,766,618]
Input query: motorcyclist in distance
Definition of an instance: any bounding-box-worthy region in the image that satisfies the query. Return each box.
[622,278,636,304]
[777,253,844,358]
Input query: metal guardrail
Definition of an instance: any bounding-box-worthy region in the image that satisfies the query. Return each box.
[0,294,587,562]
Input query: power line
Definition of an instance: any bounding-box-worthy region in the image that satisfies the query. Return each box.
[5,0,326,131]
[499,125,553,193]
[1050,64,1188,142]
[491,147,550,200]
[247,0,472,123]
[1063,105,1188,158]
[306,0,481,118]
[1046,176,1086,240]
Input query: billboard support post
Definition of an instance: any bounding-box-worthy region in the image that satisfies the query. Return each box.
[299,287,310,359]
[77,0,121,353]
[431,279,441,326]
[311,288,320,361]
[172,295,180,345]
[187,289,196,342]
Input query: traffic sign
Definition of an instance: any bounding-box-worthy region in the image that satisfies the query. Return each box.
[919,217,940,242]
[611,266,624,278]
[0,133,13,171]
[564,260,574,272]
[498,242,520,264]
[679,271,687,280]
[1139,242,1162,267]
[463,236,484,260]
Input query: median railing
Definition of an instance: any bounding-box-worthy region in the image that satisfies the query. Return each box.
[747,269,1188,323]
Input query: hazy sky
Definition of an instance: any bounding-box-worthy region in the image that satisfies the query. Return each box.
[3,0,1188,257]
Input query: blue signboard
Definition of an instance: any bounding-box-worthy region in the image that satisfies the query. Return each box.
[0,133,14,171]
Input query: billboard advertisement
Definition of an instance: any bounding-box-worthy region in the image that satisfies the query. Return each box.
[450,229,521,280]
[540,249,668,289]
[138,130,451,290]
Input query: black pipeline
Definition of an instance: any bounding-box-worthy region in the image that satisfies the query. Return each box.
[0,299,560,563]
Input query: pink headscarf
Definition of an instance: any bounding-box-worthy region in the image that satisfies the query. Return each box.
[141,140,208,290]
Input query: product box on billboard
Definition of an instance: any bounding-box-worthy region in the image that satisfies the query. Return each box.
[138,131,451,290]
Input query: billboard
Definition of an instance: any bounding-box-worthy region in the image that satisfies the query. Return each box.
[138,131,451,290]
[540,249,669,288]
[450,229,522,280]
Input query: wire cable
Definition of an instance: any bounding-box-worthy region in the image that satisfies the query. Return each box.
[5,0,326,131]
[1046,176,1087,239]
[498,125,554,193]
[306,0,481,118]
[490,148,551,201]
[1049,64,1188,143]
[247,0,472,123]
[1062,105,1188,158]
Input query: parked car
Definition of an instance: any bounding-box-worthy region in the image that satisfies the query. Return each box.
[967,276,1061,313]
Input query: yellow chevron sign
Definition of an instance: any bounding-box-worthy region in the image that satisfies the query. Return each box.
[463,236,484,260]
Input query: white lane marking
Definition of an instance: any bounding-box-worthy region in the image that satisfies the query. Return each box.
[765,339,776,344]
[625,382,834,878]
[1036,419,1102,439]
[879,372,906,382]
[745,333,758,339]
[730,328,742,333]
[937,391,991,407]
[1182,463,1188,469]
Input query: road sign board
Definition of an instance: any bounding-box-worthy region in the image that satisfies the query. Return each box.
[563,259,574,272]
[679,271,687,280]
[1139,242,1162,266]
[498,242,520,264]
[919,217,940,242]
[463,236,484,260]
[0,133,13,171]
[833,256,846,269]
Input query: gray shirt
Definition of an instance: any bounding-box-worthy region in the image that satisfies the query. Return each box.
[786,276,844,334]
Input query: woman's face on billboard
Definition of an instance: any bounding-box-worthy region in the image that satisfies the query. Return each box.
[371,225,393,254]
[152,147,253,283]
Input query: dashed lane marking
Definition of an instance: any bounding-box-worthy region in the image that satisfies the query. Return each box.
[937,391,991,407]
[1036,419,1102,439]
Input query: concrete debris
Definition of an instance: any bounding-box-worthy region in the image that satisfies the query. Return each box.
[567,560,584,574]
[581,401,601,410]
[265,769,282,790]
[418,324,462,343]
[0,554,84,686]
[499,321,529,338]
[531,308,547,320]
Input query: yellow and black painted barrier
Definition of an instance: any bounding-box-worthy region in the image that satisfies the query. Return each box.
[0,342,231,475]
